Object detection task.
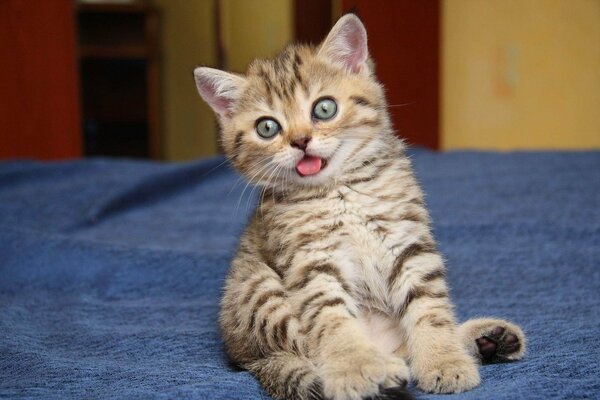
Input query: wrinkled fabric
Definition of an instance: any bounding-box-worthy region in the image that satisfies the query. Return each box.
[1,151,599,399]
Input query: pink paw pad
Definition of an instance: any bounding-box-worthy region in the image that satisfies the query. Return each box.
[476,326,521,363]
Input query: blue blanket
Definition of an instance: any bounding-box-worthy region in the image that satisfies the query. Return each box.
[1,151,599,399]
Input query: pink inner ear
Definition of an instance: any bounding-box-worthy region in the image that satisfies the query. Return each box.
[345,26,367,73]
[196,74,235,117]
[323,15,368,73]
[205,88,233,116]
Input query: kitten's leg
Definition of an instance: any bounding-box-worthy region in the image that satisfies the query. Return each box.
[459,318,526,363]
[292,267,410,400]
[388,250,480,394]
[226,257,410,399]
[246,352,323,400]
[221,256,327,399]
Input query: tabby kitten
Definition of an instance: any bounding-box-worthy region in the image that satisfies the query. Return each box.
[194,15,525,400]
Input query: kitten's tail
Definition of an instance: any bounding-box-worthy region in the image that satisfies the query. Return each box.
[246,351,414,400]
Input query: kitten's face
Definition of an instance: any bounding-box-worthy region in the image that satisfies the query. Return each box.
[195,15,391,190]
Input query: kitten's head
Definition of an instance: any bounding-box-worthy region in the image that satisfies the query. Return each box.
[194,14,397,190]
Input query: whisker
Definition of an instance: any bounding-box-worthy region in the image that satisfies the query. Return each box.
[227,155,271,196]
[387,102,415,108]
[234,158,274,216]
[257,163,283,214]
[200,158,230,179]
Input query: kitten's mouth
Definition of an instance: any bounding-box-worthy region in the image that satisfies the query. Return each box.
[295,155,328,177]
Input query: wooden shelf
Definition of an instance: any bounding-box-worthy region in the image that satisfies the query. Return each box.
[77,2,152,14]
[77,1,161,159]
[80,45,149,59]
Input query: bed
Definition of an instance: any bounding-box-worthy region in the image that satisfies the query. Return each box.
[1,150,599,399]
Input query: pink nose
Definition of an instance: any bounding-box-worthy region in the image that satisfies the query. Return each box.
[291,136,311,150]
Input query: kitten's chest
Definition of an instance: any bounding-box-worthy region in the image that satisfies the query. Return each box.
[331,187,416,305]
[337,191,397,259]
[268,185,424,307]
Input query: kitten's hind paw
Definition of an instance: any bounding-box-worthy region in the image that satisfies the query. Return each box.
[459,318,526,363]
[371,385,414,400]
[477,325,521,363]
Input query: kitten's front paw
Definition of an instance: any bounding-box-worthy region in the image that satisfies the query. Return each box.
[382,356,410,389]
[415,354,480,394]
[322,348,386,400]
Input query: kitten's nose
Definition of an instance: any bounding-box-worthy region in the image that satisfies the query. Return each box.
[291,136,311,151]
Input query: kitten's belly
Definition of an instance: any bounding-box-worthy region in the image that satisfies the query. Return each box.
[357,308,406,357]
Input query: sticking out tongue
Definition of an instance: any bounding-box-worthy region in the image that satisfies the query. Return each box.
[296,155,323,176]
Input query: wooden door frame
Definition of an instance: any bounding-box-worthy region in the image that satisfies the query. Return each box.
[295,0,441,150]
[0,0,82,159]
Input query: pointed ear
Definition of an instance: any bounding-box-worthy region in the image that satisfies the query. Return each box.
[318,14,368,73]
[193,67,246,117]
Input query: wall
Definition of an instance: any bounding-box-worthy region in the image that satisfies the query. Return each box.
[220,0,293,72]
[442,0,600,150]
[155,0,292,160]
[0,0,81,159]
[153,0,218,160]
[157,0,600,157]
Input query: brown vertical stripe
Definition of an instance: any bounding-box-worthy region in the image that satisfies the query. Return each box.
[388,242,436,288]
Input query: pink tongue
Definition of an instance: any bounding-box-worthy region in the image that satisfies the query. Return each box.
[296,155,322,176]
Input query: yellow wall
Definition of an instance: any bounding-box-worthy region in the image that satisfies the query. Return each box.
[221,0,293,72]
[442,0,600,150]
[156,0,600,159]
[153,0,218,160]
[155,0,292,160]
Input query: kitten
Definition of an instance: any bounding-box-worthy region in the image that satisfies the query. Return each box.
[194,14,526,400]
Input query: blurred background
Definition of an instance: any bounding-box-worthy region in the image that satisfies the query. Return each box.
[0,0,598,161]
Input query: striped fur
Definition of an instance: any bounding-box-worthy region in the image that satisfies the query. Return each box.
[195,15,525,400]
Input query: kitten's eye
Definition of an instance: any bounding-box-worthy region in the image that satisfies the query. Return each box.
[312,98,337,121]
[255,118,281,139]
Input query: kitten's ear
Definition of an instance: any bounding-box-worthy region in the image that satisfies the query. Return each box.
[193,67,246,117]
[318,14,368,73]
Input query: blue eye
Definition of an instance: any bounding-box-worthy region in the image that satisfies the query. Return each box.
[312,98,337,120]
[256,118,281,139]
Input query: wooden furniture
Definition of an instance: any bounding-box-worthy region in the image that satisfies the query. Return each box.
[0,0,81,160]
[341,1,441,149]
[77,2,161,159]
[294,0,333,45]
